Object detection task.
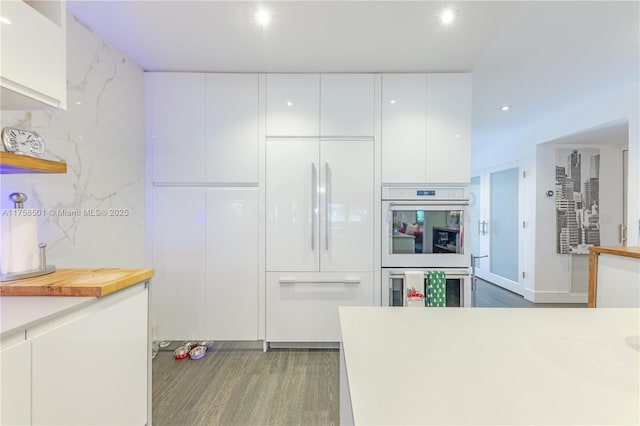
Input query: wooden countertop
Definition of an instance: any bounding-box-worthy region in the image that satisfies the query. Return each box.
[589,245,640,259]
[0,268,154,297]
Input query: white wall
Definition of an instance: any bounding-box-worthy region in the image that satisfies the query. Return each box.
[0,13,145,268]
[471,83,639,302]
[535,143,625,301]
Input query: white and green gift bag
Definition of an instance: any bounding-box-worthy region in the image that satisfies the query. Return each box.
[427,271,446,307]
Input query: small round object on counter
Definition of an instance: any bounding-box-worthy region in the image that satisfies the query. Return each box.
[159,340,171,348]
[200,340,214,349]
[189,346,207,360]
[173,346,190,360]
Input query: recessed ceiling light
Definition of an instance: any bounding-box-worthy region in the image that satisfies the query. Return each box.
[440,8,456,25]
[286,101,293,106]
[75,101,82,105]
[501,105,511,111]
[0,16,12,25]
[389,100,397,104]
[455,134,461,138]
[255,8,272,27]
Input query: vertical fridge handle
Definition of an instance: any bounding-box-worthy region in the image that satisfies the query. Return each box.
[311,163,316,250]
[325,162,330,251]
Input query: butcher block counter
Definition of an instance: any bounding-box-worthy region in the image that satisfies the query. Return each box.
[0,268,155,297]
[589,246,640,308]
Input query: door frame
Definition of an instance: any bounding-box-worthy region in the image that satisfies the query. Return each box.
[471,160,525,296]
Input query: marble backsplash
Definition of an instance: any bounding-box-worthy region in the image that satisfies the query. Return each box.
[0,12,145,268]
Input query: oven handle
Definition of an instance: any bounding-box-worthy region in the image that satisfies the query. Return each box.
[387,201,469,207]
[388,271,470,278]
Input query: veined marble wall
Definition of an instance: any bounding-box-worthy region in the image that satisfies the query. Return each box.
[0,13,145,268]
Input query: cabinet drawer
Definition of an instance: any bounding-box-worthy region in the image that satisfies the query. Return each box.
[266,272,373,343]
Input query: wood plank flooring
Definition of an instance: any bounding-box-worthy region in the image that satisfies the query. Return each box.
[152,280,586,425]
[153,341,339,426]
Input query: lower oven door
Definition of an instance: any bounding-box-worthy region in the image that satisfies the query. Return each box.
[382,201,470,268]
[382,268,471,307]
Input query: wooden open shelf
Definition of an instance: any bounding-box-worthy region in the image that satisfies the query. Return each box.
[0,151,67,174]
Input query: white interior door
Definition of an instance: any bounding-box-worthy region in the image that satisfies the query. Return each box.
[266,139,319,271]
[320,139,374,272]
[472,164,523,295]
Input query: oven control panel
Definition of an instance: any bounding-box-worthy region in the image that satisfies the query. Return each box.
[382,186,468,201]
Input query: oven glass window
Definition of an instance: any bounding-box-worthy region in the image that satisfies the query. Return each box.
[389,276,461,306]
[391,209,463,254]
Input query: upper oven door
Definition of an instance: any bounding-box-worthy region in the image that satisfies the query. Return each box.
[382,201,470,268]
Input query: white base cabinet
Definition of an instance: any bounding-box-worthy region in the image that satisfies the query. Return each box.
[266,272,373,343]
[0,283,150,426]
[0,338,31,425]
[30,288,148,426]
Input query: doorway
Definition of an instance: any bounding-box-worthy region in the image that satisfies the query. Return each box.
[471,162,524,295]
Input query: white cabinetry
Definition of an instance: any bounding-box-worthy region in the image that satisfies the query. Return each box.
[0,337,31,425]
[148,72,260,341]
[266,73,375,137]
[151,186,207,339]
[381,74,427,183]
[425,73,472,183]
[266,139,374,272]
[266,272,374,342]
[206,74,259,183]
[381,73,471,184]
[266,74,320,136]
[147,72,259,183]
[0,0,67,109]
[205,188,259,340]
[152,186,259,340]
[265,138,374,343]
[148,73,207,183]
[30,288,148,426]
[320,74,375,136]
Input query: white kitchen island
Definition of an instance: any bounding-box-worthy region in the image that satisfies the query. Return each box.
[339,306,640,425]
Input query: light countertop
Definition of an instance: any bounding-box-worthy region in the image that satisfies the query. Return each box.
[339,306,640,425]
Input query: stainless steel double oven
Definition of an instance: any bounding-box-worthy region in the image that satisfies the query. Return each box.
[381,186,471,307]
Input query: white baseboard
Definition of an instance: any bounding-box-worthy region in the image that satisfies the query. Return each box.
[523,287,587,303]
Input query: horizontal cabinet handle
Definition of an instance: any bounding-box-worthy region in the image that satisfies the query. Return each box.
[279,279,360,284]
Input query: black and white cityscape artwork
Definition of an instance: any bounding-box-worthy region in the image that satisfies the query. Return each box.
[555,148,600,254]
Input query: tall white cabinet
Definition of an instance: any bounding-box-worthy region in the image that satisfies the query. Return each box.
[381,73,472,184]
[264,74,375,343]
[147,72,260,341]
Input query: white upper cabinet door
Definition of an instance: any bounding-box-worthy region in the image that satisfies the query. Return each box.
[320,74,375,137]
[320,140,374,272]
[148,73,206,183]
[152,187,207,340]
[266,74,320,136]
[426,74,472,184]
[381,74,428,183]
[206,74,259,183]
[0,0,66,109]
[205,188,259,340]
[266,139,319,271]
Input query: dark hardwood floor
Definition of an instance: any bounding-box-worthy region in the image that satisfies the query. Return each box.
[152,280,586,425]
[474,278,587,308]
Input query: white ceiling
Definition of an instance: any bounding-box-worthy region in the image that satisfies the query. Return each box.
[67,1,639,141]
